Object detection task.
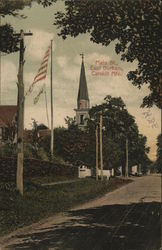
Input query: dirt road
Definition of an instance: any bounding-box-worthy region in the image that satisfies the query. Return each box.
[0,175,161,250]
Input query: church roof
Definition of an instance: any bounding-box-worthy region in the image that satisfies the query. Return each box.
[77,59,89,101]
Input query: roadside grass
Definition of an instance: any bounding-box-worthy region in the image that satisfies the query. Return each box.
[0,178,132,236]
[30,175,78,185]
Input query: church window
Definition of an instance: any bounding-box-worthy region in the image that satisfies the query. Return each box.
[80,115,84,125]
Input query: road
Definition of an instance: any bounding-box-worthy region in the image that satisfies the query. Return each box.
[0,175,161,250]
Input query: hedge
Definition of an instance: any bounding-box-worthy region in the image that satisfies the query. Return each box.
[0,157,78,182]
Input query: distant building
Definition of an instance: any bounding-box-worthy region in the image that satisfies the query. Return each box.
[0,105,17,143]
[24,124,50,144]
[75,55,90,130]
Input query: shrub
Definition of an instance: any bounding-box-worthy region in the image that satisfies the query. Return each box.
[0,143,16,158]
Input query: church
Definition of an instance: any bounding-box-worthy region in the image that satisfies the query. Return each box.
[75,54,90,130]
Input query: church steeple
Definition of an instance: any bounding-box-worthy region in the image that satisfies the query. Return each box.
[75,54,90,130]
[77,53,90,109]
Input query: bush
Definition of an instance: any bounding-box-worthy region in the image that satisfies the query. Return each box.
[0,143,16,158]
[24,143,49,161]
[0,157,78,182]
[24,143,34,159]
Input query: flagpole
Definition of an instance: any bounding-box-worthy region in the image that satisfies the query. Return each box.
[50,40,54,159]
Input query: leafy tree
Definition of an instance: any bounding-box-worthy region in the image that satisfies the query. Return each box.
[55,0,161,108]
[140,155,152,174]
[156,134,162,173]
[0,0,56,54]
[88,95,149,173]
[64,116,76,129]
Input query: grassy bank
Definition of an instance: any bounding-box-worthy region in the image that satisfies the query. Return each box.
[0,178,132,236]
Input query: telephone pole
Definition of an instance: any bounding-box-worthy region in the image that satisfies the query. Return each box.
[16,30,32,195]
[100,114,103,181]
[125,137,129,178]
[0,15,1,105]
[160,83,162,249]
[96,125,99,181]
[50,40,54,160]
[161,107,162,249]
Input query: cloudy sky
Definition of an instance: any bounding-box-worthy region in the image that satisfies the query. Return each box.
[1,1,160,160]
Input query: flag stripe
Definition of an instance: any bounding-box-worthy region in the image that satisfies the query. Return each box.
[38,64,47,73]
[34,69,47,81]
[33,75,46,84]
[41,59,48,66]
[43,52,50,60]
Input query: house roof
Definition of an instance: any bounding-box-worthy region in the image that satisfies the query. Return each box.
[38,129,50,138]
[77,58,89,102]
[0,105,17,127]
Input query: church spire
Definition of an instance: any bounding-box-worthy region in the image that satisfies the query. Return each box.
[77,53,90,109]
[75,54,90,130]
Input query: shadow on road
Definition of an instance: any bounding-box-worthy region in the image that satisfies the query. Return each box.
[8,202,160,250]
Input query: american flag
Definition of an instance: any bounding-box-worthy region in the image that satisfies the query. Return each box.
[25,45,50,97]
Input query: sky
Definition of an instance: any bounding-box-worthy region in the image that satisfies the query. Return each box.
[1,1,160,160]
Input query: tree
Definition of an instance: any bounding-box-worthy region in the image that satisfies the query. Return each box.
[0,0,57,54]
[156,134,162,173]
[55,0,161,108]
[88,95,150,174]
[39,96,150,175]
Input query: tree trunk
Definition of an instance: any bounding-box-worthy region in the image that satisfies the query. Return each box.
[100,114,103,181]
[96,125,99,181]
[125,137,129,178]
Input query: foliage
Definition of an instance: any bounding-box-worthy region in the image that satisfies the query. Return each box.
[140,155,152,174]
[65,116,76,129]
[0,157,78,182]
[0,24,19,54]
[156,134,162,173]
[0,143,16,158]
[0,0,57,54]
[37,0,57,7]
[88,95,149,171]
[55,0,162,108]
[39,95,150,172]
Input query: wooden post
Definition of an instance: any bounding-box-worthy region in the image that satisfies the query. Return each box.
[125,137,129,178]
[96,125,99,181]
[0,15,1,105]
[100,114,103,181]
[159,83,162,249]
[16,30,25,195]
[50,40,54,160]
[16,30,32,195]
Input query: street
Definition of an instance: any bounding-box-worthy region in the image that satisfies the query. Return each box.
[0,175,161,250]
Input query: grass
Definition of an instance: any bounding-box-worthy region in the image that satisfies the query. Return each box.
[30,175,77,184]
[0,177,132,236]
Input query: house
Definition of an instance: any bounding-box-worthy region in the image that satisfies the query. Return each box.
[0,105,17,143]
[24,125,50,144]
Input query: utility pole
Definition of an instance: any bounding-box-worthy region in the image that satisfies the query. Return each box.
[50,40,54,160]
[160,83,162,249]
[0,14,1,105]
[125,137,129,178]
[96,125,99,181]
[16,30,32,195]
[100,114,103,181]
[161,107,162,249]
